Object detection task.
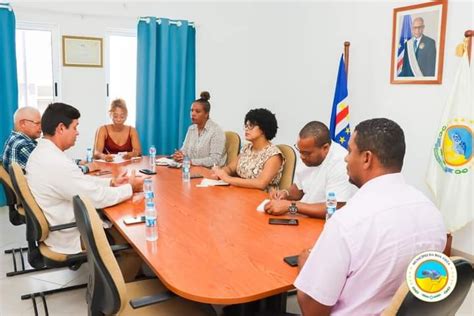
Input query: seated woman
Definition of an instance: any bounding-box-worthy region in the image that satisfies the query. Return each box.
[212,108,284,190]
[94,99,141,161]
[173,91,226,167]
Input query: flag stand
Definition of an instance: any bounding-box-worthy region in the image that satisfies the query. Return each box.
[343,41,350,77]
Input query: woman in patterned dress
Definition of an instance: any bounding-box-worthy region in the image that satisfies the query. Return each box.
[212,108,285,190]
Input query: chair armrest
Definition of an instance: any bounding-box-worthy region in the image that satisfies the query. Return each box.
[111,244,131,252]
[50,222,76,231]
[129,291,176,309]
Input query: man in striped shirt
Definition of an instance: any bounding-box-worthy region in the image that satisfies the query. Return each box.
[2,106,42,171]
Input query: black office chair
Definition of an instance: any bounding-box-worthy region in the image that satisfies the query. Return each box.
[72,195,216,316]
[0,162,48,277]
[382,257,474,316]
[9,162,88,315]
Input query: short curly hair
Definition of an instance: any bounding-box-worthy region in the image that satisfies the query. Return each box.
[244,108,278,140]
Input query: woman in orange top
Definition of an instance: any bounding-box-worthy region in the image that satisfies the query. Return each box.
[94,99,142,161]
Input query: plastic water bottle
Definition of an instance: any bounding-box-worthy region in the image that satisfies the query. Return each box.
[182,155,191,182]
[326,192,337,221]
[149,145,156,172]
[86,147,93,163]
[143,178,154,202]
[145,200,158,241]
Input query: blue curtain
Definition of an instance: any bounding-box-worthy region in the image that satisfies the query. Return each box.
[136,17,195,155]
[0,4,18,206]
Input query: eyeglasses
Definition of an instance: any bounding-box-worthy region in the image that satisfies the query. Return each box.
[244,123,257,130]
[413,25,425,29]
[23,119,41,126]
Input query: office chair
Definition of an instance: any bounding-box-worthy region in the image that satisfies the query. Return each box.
[276,144,296,191]
[382,257,473,316]
[1,163,48,277]
[9,162,88,315]
[72,195,216,316]
[225,131,241,165]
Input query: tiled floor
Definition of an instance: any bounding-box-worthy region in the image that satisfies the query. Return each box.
[0,206,471,315]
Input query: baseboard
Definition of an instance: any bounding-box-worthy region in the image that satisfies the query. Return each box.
[451,248,474,262]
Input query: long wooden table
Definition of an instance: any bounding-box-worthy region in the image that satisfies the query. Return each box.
[98,157,324,305]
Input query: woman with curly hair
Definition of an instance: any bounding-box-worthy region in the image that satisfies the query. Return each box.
[212,108,285,190]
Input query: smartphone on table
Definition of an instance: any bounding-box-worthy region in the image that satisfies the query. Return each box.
[283,255,299,267]
[123,215,146,225]
[139,169,157,175]
[268,218,299,226]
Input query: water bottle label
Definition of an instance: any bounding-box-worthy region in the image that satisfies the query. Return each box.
[146,217,156,227]
[144,191,154,199]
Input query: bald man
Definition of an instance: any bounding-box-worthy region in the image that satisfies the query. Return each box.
[400,17,436,77]
[2,106,42,171]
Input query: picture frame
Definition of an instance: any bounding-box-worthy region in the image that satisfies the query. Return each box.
[390,1,447,84]
[62,35,103,67]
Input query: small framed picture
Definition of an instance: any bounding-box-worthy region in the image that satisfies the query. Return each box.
[390,1,447,84]
[62,35,103,67]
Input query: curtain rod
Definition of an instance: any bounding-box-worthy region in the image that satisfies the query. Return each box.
[0,3,12,11]
[139,17,195,28]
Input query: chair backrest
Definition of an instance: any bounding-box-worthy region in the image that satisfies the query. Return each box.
[73,195,127,315]
[276,144,296,191]
[9,162,49,242]
[225,131,241,165]
[382,257,473,316]
[0,162,25,225]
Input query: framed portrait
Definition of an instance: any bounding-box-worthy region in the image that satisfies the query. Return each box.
[62,35,103,67]
[390,1,447,84]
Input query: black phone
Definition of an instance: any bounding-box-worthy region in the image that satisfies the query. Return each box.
[95,170,112,176]
[139,169,157,175]
[283,255,299,267]
[123,215,146,225]
[268,218,299,226]
[190,173,203,179]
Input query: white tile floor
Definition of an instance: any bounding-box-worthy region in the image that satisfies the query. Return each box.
[0,206,472,315]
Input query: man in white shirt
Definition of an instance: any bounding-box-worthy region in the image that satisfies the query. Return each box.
[26,103,144,256]
[264,121,356,218]
[295,118,447,315]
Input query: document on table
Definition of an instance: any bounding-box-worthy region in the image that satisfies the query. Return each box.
[256,199,270,212]
[196,178,229,187]
[94,154,132,164]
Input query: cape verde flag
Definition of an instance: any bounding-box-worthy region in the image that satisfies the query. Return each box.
[397,15,412,75]
[329,54,350,149]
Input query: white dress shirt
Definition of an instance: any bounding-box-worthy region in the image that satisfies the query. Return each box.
[294,173,446,315]
[294,142,356,203]
[26,138,132,254]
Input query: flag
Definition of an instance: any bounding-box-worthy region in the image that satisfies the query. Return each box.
[426,51,473,232]
[397,15,412,75]
[329,54,350,149]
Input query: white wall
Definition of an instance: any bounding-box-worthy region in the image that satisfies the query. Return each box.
[12,1,473,255]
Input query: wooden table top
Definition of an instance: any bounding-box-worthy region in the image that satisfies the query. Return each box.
[97,157,324,304]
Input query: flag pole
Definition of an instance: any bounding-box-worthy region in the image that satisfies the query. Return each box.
[465,30,473,63]
[343,41,350,77]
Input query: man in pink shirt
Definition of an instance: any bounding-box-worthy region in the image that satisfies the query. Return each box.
[294,118,446,315]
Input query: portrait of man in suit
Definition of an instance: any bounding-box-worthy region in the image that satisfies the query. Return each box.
[399,17,437,77]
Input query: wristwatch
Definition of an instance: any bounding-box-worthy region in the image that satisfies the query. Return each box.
[288,202,298,215]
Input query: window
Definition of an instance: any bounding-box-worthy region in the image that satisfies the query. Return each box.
[16,23,60,113]
[107,31,137,126]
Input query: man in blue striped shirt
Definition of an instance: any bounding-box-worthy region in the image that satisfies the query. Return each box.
[2,106,97,174]
[2,107,42,171]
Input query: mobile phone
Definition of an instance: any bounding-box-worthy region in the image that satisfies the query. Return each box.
[123,215,146,225]
[283,255,299,267]
[95,170,112,176]
[190,173,203,179]
[268,218,299,226]
[139,169,157,175]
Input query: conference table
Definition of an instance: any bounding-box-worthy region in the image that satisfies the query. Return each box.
[97,157,324,314]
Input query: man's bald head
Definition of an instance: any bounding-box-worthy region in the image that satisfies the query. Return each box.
[13,106,42,139]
